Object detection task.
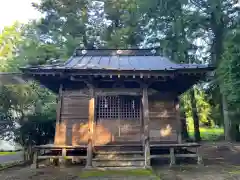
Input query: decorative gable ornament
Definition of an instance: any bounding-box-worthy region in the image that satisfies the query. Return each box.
[117,50,122,55]
[82,50,87,55]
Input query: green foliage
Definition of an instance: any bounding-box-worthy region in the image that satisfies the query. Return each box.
[0,22,24,72]
[181,87,214,128]
[14,111,56,147]
[188,127,224,141]
[103,0,143,48]
[0,23,57,160]
[0,152,16,156]
[218,29,240,109]
[217,27,240,140]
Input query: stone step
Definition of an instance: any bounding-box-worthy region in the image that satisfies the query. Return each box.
[97,151,144,155]
[93,145,145,167]
[94,157,144,161]
[114,136,142,141]
[94,153,144,160]
[94,144,143,152]
[94,143,142,147]
[93,160,145,167]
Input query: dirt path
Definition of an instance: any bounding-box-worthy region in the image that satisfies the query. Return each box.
[154,142,240,180]
[1,142,240,180]
[155,165,240,180]
[0,166,159,180]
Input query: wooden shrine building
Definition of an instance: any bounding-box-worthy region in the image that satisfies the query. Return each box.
[21,49,214,168]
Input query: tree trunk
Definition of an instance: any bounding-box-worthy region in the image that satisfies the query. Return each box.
[190,88,201,142]
[181,114,189,140]
[23,148,27,162]
[222,94,231,141]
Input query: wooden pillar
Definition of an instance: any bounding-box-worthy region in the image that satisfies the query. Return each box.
[32,148,39,169]
[140,100,144,145]
[175,97,182,144]
[59,148,67,168]
[56,84,63,123]
[169,147,176,167]
[142,86,150,168]
[196,147,203,164]
[54,84,63,146]
[86,86,95,168]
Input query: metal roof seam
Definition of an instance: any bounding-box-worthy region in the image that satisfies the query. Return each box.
[127,55,134,70]
[117,55,120,70]
[108,55,111,67]
[97,55,102,65]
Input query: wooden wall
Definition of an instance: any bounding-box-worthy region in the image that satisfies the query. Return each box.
[54,90,89,146]
[148,94,178,142]
[54,89,117,146]
[54,89,180,146]
[95,119,142,144]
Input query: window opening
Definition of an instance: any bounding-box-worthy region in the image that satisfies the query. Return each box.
[96,95,140,120]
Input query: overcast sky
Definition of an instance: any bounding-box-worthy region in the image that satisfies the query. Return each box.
[0,0,41,29]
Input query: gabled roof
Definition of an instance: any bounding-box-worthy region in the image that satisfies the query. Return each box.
[19,49,215,94]
[21,49,214,72]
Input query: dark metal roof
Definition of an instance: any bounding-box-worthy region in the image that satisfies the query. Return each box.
[21,49,214,72]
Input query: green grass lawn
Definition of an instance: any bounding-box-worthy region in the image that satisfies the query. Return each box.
[0,151,17,156]
[189,127,224,141]
[79,169,160,179]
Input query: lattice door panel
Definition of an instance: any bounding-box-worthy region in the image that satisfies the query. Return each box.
[96,96,140,120]
[96,95,141,142]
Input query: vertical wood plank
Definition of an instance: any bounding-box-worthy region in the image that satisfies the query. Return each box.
[142,87,150,167]
[86,87,95,168]
[175,97,182,143]
[54,84,64,145]
[56,84,63,123]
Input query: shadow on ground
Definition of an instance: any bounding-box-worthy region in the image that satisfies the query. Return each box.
[1,142,240,180]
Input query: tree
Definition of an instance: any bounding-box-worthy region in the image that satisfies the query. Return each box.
[189,0,239,140]
[0,22,24,71]
[0,23,57,161]
[139,0,204,140]
[33,0,106,51]
[103,0,143,48]
[218,27,240,141]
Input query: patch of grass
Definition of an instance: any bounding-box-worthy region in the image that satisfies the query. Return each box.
[189,127,224,141]
[79,169,160,179]
[228,169,240,175]
[0,151,16,156]
[226,166,240,175]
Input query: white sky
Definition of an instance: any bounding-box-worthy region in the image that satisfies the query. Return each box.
[0,0,239,28]
[0,0,41,29]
